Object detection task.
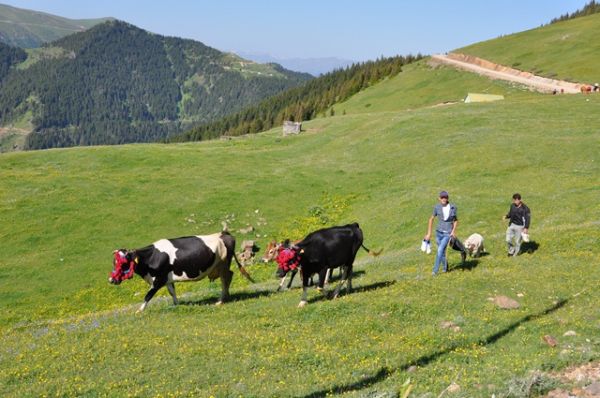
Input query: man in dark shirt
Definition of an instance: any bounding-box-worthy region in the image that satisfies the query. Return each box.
[504,193,531,256]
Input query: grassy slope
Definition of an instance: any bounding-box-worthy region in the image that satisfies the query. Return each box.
[334,60,535,116]
[1,16,600,397]
[1,67,599,396]
[457,13,600,83]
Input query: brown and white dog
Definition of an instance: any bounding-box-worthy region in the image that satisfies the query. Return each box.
[464,233,485,258]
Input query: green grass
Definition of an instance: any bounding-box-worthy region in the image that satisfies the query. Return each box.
[0,110,32,152]
[334,60,537,116]
[457,13,600,83]
[1,64,599,396]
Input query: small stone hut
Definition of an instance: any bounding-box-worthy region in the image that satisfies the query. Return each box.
[283,121,302,135]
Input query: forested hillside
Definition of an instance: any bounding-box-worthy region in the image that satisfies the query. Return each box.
[173,54,423,142]
[0,41,26,80]
[0,20,311,150]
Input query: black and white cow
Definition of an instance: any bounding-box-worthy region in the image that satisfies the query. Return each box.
[109,231,254,312]
[276,223,380,307]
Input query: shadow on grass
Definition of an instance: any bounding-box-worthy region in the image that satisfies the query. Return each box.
[450,259,479,272]
[179,288,276,306]
[179,274,386,307]
[283,270,367,290]
[307,280,396,303]
[329,269,366,282]
[398,298,568,370]
[298,367,393,398]
[297,298,568,398]
[521,240,540,254]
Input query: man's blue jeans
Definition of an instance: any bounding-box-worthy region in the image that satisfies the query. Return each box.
[433,230,451,274]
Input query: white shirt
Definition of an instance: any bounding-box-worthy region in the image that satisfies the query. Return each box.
[442,204,450,221]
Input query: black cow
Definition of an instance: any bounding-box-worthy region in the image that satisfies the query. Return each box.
[276,223,380,307]
[273,239,336,291]
[109,231,254,312]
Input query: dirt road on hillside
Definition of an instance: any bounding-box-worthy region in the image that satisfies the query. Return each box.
[430,53,584,94]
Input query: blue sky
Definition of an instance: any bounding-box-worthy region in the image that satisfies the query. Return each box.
[3,1,590,61]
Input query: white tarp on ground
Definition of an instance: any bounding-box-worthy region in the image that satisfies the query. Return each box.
[464,93,505,103]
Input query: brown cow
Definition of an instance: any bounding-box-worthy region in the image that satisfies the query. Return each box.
[261,240,281,263]
[581,85,592,94]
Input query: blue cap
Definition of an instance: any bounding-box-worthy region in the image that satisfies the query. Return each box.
[439,191,449,198]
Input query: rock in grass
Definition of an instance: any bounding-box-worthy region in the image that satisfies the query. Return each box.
[238,225,254,234]
[440,321,461,332]
[493,295,520,309]
[563,330,577,336]
[543,334,558,347]
[546,388,571,398]
[447,382,460,393]
[585,382,600,395]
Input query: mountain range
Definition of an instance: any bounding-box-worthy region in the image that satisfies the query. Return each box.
[0,3,112,48]
[0,18,312,150]
[236,51,356,76]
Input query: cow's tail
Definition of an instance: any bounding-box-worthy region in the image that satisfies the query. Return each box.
[361,243,382,257]
[233,253,255,283]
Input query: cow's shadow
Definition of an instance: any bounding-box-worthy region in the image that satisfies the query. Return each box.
[284,269,366,290]
[329,269,366,282]
[177,278,391,307]
[307,280,396,304]
[179,288,276,307]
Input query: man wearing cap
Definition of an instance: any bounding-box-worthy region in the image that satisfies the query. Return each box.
[424,191,460,275]
[503,193,531,256]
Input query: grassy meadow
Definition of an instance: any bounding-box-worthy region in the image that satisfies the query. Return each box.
[457,13,600,83]
[1,55,599,396]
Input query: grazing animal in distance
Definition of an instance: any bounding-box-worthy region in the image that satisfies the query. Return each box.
[109,231,254,312]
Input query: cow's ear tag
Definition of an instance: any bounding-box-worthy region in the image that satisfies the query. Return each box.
[134,257,139,264]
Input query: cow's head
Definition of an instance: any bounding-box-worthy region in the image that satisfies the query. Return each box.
[261,241,281,263]
[109,249,137,285]
[275,246,302,278]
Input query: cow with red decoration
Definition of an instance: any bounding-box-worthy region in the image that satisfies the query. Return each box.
[109,231,254,312]
[273,239,328,291]
[274,239,303,291]
[276,223,381,307]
